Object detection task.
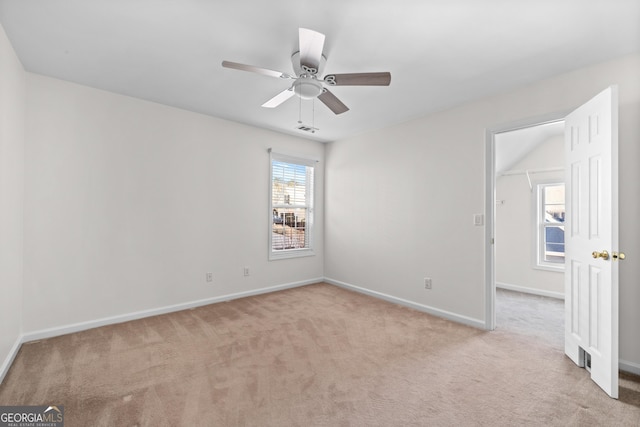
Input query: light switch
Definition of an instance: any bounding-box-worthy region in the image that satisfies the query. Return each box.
[473,214,484,226]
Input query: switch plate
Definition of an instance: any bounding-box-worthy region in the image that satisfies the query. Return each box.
[206,272,213,282]
[424,277,432,289]
[473,214,484,226]
[243,267,250,276]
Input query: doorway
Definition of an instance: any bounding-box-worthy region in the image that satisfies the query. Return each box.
[484,112,569,332]
[492,121,566,347]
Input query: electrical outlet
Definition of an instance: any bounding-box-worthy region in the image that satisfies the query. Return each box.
[206,272,213,283]
[424,277,432,289]
[243,267,250,277]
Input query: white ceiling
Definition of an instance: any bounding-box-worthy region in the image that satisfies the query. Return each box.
[1,0,638,143]
[495,121,565,175]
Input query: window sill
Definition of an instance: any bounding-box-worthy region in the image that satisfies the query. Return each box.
[269,248,315,261]
[533,263,565,273]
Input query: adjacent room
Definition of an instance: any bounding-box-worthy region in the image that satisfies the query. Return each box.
[494,122,566,348]
[1,1,640,425]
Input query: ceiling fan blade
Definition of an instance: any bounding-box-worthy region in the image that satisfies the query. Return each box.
[318,89,349,115]
[298,28,325,73]
[262,88,295,108]
[324,72,391,86]
[222,61,293,79]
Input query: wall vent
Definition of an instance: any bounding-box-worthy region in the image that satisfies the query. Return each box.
[296,125,319,133]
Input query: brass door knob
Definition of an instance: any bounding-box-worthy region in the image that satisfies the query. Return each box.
[612,252,626,261]
[592,250,609,260]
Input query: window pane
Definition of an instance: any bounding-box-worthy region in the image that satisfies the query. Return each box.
[272,161,309,206]
[536,182,565,269]
[544,225,565,263]
[544,185,565,223]
[272,207,307,250]
[544,184,565,204]
[545,204,565,223]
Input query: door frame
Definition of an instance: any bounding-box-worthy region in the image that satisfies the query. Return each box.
[484,110,571,330]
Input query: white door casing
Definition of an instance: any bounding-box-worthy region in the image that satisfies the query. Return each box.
[564,86,619,398]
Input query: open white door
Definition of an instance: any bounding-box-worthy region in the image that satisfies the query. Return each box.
[564,86,619,398]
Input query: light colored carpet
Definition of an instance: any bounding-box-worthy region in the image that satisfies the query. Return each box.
[1,283,639,426]
[496,287,564,349]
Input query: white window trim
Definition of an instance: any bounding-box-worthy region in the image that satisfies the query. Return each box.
[269,150,317,261]
[532,180,565,272]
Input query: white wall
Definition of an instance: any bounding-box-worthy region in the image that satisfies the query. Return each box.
[23,74,324,333]
[496,136,564,296]
[325,53,640,368]
[0,23,25,379]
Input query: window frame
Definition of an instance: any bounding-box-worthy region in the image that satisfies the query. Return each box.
[268,150,316,261]
[533,180,565,272]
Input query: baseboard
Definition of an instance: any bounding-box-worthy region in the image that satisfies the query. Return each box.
[22,278,322,343]
[620,359,640,376]
[496,282,564,300]
[0,335,22,385]
[324,277,485,329]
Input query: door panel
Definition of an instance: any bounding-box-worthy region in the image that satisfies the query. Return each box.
[564,86,618,398]
[589,265,600,350]
[589,156,601,238]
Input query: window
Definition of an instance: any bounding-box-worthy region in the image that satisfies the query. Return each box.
[269,151,315,260]
[535,182,565,270]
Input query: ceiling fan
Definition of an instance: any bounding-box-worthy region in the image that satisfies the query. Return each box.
[222,28,391,115]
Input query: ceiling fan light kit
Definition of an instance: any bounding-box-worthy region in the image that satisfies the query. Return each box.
[293,77,323,99]
[222,27,391,125]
